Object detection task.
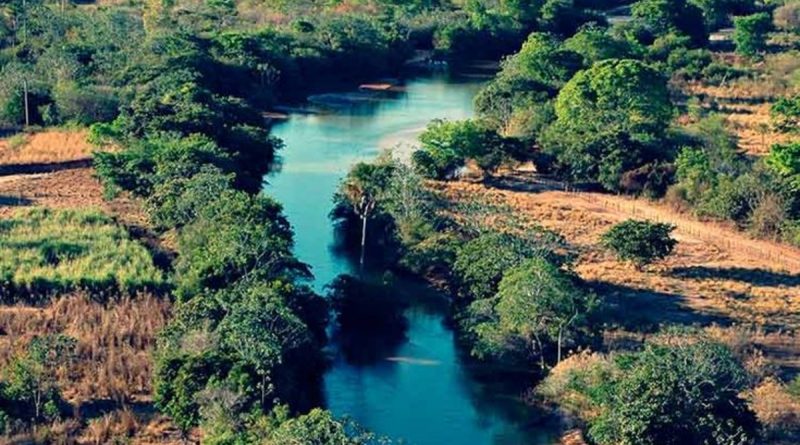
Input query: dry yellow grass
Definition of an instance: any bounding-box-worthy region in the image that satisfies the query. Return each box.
[0,293,171,404]
[683,82,794,156]
[435,178,800,370]
[0,129,93,165]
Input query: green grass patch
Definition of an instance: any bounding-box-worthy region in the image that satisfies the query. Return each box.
[0,208,166,301]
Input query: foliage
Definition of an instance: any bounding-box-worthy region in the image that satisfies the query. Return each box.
[690,0,755,29]
[588,339,759,445]
[0,208,165,301]
[563,26,639,65]
[733,13,773,57]
[766,142,800,189]
[468,257,596,367]
[540,59,674,190]
[1,335,76,424]
[264,407,394,445]
[174,190,301,300]
[601,219,677,268]
[413,118,523,178]
[631,0,708,46]
[453,230,562,302]
[771,95,800,133]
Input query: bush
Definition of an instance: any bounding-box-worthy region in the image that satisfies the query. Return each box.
[631,0,708,46]
[733,12,773,57]
[588,340,759,445]
[771,96,800,134]
[774,2,800,33]
[53,84,119,125]
[467,257,596,367]
[453,230,559,302]
[601,219,677,268]
[541,59,674,189]
[174,190,299,300]
[413,119,521,179]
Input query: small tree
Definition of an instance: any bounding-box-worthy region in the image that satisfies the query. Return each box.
[601,220,677,269]
[4,335,76,424]
[339,156,395,265]
[588,339,759,445]
[771,95,800,134]
[733,12,772,57]
[470,257,597,369]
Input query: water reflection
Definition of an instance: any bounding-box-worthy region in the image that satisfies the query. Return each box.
[266,75,560,445]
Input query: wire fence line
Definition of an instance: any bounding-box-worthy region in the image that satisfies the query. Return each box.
[573,192,800,273]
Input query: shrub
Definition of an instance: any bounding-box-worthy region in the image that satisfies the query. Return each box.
[173,190,299,300]
[53,84,119,125]
[541,59,674,189]
[453,230,563,302]
[774,1,800,33]
[467,257,596,367]
[631,0,708,46]
[413,119,521,179]
[771,96,800,134]
[733,12,773,57]
[588,340,759,445]
[601,219,677,268]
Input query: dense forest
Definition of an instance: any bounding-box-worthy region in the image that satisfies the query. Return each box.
[0,0,797,444]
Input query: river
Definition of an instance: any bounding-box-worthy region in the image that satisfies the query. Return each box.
[265,75,560,445]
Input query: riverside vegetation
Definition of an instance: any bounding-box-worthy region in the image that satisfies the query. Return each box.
[0,0,798,444]
[332,0,800,444]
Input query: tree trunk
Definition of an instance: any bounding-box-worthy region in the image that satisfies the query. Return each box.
[360,215,367,267]
[23,79,29,127]
[260,372,266,408]
[557,328,563,364]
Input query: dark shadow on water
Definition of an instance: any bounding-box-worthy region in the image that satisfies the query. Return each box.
[589,280,731,332]
[327,274,410,366]
[670,266,800,287]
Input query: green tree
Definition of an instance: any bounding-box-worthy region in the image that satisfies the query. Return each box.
[766,142,800,190]
[265,408,391,445]
[631,0,708,45]
[541,59,673,189]
[689,0,755,29]
[217,289,312,408]
[733,12,772,57]
[553,59,673,138]
[601,219,677,268]
[338,155,396,265]
[589,339,759,445]
[174,190,301,299]
[771,95,800,133]
[453,230,563,302]
[4,335,76,423]
[469,257,596,368]
[414,118,523,178]
[563,26,638,65]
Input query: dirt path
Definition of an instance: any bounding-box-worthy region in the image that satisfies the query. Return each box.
[569,191,800,273]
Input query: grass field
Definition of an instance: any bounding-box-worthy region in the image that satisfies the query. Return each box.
[0,208,166,300]
[0,129,93,166]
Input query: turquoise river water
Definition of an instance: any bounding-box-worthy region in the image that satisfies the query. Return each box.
[265,75,560,445]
